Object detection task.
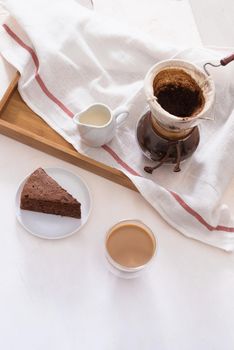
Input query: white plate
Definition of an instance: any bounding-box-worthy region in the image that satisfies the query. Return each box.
[15,167,92,239]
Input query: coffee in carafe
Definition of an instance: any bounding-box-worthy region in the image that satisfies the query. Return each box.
[137,59,215,173]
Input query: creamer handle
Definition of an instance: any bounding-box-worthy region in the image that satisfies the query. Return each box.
[113,107,129,125]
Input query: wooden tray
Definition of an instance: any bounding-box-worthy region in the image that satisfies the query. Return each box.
[0,74,137,191]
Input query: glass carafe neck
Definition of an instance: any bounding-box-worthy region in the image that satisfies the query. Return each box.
[151,114,194,141]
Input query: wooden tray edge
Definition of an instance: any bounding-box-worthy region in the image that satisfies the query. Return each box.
[0,78,138,192]
[0,72,19,113]
[0,119,137,191]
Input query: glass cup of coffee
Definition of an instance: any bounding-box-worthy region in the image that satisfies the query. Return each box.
[105,219,157,278]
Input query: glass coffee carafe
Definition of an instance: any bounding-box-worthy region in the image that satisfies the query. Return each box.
[137,59,215,173]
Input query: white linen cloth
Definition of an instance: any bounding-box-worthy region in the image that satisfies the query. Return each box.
[0,0,234,250]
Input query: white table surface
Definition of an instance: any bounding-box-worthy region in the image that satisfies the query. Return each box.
[0,1,234,349]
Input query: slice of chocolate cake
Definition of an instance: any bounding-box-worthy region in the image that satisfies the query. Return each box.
[20,168,81,218]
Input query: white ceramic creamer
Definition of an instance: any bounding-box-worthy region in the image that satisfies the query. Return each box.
[73,103,129,147]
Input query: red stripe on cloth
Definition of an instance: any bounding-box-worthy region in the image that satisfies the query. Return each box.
[170,191,234,232]
[34,74,74,117]
[102,144,141,176]
[3,24,39,68]
[3,24,74,118]
[4,24,234,233]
